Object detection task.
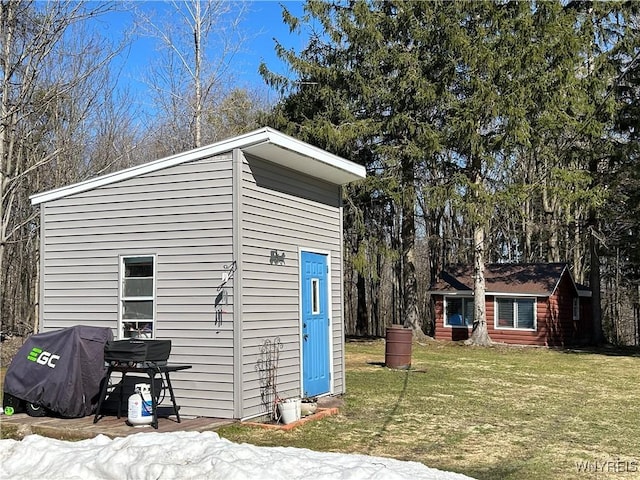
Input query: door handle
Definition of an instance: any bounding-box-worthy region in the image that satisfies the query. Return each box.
[303,333,308,341]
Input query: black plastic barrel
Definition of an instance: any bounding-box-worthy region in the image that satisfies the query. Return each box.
[384,325,412,369]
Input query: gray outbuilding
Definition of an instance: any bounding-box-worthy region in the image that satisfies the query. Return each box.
[30,127,366,420]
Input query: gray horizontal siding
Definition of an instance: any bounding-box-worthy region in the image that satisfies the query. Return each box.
[39,147,348,421]
[40,154,237,419]
[45,196,226,216]
[46,187,232,206]
[239,154,345,419]
[45,229,231,245]
[46,213,231,234]
[44,248,229,261]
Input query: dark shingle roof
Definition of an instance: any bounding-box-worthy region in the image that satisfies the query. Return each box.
[430,263,575,296]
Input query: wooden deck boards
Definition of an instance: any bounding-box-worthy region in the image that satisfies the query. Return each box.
[0,396,344,440]
[0,413,234,440]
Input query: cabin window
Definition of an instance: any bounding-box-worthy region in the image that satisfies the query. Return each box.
[496,298,535,330]
[444,297,474,327]
[573,297,580,321]
[120,255,155,339]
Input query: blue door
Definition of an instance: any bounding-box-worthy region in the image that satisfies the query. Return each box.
[301,251,330,397]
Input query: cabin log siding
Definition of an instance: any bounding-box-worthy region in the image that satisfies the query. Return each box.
[238,154,344,420]
[40,155,237,419]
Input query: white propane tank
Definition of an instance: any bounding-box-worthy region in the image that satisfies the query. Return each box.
[128,383,153,426]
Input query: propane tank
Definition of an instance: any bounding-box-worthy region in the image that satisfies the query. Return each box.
[128,383,153,426]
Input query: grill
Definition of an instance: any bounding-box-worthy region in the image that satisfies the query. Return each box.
[104,339,171,367]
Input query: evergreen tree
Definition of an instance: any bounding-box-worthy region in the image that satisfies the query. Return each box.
[261,0,453,337]
[261,0,640,344]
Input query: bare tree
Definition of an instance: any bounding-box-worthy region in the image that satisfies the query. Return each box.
[0,1,133,335]
[136,0,249,154]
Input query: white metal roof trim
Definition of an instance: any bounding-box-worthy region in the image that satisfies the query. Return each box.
[30,127,365,205]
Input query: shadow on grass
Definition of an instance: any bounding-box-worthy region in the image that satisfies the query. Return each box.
[366,361,386,367]
[464,462,526,480]
[557,344,640,358]
[346,335,381,343]
[367,364,411,450]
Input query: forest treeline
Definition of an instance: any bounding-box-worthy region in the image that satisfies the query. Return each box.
[2,1,640,345]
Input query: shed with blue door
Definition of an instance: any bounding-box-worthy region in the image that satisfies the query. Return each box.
[30,127,366,421]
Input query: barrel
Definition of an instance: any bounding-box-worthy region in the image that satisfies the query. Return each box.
[385,325,412,369]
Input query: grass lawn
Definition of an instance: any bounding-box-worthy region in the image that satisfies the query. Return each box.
[217,339,640,480]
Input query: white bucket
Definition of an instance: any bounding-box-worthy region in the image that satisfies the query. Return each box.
[278,398,301,424]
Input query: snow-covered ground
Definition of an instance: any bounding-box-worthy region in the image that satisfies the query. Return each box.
[0,431,473,480]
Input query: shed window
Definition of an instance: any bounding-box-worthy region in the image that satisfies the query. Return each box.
[120,255,155,339]
[496,298,535,330]
[444,297,474,327]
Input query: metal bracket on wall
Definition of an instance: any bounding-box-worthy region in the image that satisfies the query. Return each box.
[218,261,237,291]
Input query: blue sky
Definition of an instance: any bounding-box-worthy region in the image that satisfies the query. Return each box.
[236,1,307,85]
[97,1,307,108]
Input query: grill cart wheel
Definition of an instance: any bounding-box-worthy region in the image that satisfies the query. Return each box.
[26,402,47,417]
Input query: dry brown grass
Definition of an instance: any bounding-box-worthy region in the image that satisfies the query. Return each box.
[218,340,640,480]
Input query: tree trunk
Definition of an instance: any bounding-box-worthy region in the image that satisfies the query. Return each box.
[402,207,425,337]
[572,209,585,284]
[466,221,492,346]
[466,165,491,346]
[590,224,604,344]
[355,271,368,336]
[0,1,16,330]
[401,157,427,339]
[523,198,532,261]
[542,186,560,262]
[372,252,382,336]
[588,151,604,345]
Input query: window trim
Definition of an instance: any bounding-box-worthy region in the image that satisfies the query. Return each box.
[443,296,474,328]
[494,296,537,331]
[119,254,156,339]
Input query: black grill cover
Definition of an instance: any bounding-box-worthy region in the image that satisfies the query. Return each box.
[3,325,113,418]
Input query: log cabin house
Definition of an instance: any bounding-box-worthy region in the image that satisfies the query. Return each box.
[430,263,593,346]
